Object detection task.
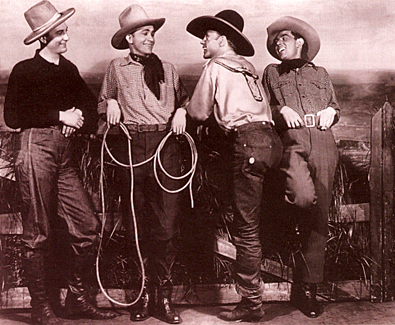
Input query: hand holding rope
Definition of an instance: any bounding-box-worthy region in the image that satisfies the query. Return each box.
[96,122,198,307]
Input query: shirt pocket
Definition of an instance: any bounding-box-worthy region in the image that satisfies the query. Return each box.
[308,79,329,106]
[273,79,294,99]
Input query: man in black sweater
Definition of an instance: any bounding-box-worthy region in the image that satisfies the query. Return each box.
[4,1,116,324]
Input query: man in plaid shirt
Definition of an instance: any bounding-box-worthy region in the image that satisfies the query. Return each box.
[98,5,189,325]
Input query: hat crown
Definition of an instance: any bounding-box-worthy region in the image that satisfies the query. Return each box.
[216,10,244,33]
[24,0,60,32]
[118,5,151,29]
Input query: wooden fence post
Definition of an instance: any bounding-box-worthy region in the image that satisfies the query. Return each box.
[370,102,395,302]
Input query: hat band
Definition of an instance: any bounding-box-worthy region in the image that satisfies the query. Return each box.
[33,12,61,33]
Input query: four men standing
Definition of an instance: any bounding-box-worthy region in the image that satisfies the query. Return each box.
[4,1,340,323]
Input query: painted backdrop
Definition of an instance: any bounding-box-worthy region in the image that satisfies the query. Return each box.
[0,0,394,135]
[0,0,394,77]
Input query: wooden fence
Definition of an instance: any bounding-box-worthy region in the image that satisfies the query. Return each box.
[370,102,395,302]
[0,103,394,308]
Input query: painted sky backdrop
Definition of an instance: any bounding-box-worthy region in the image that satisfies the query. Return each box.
[1,0,395,79]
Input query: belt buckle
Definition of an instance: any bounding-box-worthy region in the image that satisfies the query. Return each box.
[304,114,316,128]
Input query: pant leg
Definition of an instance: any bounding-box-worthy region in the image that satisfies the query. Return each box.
[297,128,338,283]
[280,128,338,283]
[106,131,182,283]
[280,128,316,210]
[13,129,59,252]
[231,126,282,300]
[143,131,183,283]
[13,128,63,310]
[105,132,151,239]
[55,130,100,257]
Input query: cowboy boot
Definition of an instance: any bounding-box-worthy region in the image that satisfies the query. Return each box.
[64,255,116,320]
[130,286,153,321]
[219,297,265,322]
[290,282,324,318]
[156,280,181,324]
[24,251,61,325]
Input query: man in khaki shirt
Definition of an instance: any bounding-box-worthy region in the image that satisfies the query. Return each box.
[186,9,283,322]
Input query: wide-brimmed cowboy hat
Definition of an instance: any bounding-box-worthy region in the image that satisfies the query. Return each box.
[111,5,165,50]
[24,0,75,45]
[267,16,320,61]
[186,9,254,57]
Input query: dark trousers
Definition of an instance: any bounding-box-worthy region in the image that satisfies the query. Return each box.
[13,128,100,257]
[230,122,283,300]
[107,130,183,283]
[280,127,339,283]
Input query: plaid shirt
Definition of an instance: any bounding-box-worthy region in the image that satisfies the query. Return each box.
[98,54,189,125]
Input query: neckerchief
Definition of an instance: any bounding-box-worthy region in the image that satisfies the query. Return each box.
[280,59,309,74]
[130,53,164,99]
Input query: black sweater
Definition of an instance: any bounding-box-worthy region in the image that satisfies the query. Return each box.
[4,50,98,134]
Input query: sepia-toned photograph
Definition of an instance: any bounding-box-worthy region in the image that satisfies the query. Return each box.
[1,0,395,324]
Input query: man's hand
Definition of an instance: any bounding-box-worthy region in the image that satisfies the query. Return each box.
[59,107,84,129]
[62,125,76,137]
[171,107,187,135]
[280,106,304,128]
[106,99,121,125]
[317,107,337,131]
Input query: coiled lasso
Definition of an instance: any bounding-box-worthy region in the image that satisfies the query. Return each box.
[96,122,197,307]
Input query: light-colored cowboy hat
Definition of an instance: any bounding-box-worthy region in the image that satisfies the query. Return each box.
[267,16,320,61]
[111,5,165,50]
[186,9,254,57]
[24,0,75,45]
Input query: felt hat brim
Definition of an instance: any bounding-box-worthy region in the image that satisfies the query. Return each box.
[111,18,165,50]
[187,15,254,57]
[24,8,75,45]
[267,16,320,61]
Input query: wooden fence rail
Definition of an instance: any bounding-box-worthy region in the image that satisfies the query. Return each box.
[2,102,394,308]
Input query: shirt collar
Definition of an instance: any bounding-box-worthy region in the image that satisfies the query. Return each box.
[279,60,317,75]
[120,54,142,67]
[34,49,65,67]
[204,51,243,68]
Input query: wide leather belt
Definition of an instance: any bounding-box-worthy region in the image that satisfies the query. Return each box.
[304,114,317,128]
[125,123,168,132]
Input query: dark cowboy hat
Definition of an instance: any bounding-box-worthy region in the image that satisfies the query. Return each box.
[111,5,165,50]
[186,9,254,57]
[267,16,320,61]
[24,0,75,45]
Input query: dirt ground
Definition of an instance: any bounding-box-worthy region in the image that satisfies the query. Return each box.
[2,300,395,325]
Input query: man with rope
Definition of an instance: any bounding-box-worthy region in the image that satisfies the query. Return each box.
[4,1,117,324]
[185,9,283,322]
[98,4,189,324]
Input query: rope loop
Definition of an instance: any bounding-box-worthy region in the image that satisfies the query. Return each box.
[96,122,197,306]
